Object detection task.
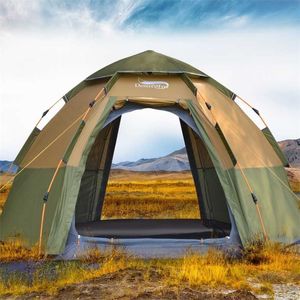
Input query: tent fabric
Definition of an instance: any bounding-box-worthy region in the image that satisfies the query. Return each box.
[192,79,283,168]
[180,121,230,227]
[14,127,41,166]
[66,51,235,102]
[17,81,107,169]
[0,50,299,256]
[75,117,121,223]
[261,127,290,167]
[86,50,207,80]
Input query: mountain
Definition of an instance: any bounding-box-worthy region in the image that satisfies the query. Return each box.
[113,138,300,172]
[112,147,190,172]
[278,139,300,168]
[1,139,299,174]
[0,161,18,173]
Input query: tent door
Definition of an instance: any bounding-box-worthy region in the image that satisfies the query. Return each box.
[75,117,121,223]
[180,120,230,230]
[75,106,230,234]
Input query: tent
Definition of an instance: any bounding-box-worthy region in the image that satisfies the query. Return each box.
[0,50,299,257]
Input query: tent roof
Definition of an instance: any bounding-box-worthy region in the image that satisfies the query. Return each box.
[64,50,235,102]
[86,50,207,80]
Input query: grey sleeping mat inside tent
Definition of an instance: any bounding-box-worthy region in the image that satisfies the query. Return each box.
[76,219,215,239]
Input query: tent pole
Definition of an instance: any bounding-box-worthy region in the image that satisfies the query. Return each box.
[38,203,46,256]
[196,91,269,241]
[0,111,86,194]
[0,87,106,194]
[38,159,64,256]
[35,98,64,128]
[236,162,268,241]
[235,95,268,128]
[81,87,106,122]
[197,91,299,203]
[37,89,106,256]
[3,99,64,182]
[5,86,107,255]
[37,103,91,256]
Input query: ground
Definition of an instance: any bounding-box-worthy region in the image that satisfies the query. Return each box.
[1,269,259,300]
[0,170,299,299]
[102,170,200,219]
[0,244,299,299]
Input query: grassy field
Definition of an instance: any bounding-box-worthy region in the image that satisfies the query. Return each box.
[1,169,299,218]
[0,170,200,219]
[102,170,200,219]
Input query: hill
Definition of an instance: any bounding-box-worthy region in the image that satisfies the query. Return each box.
[112,147,189,172]
[112,138,300,172]
[0,161,17,173]
[278,138,300,167]
[1,138,299,173]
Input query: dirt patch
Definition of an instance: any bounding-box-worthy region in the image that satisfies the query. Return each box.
[272,284,300,300]
[0,268,258,300]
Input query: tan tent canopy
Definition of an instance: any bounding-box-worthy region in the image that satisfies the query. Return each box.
[0,50,299,256]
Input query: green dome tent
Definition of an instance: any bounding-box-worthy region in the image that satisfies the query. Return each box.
[0,50,299,256]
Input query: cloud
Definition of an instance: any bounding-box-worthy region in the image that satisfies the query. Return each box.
[1,0,299,34]
[0,0,41,30]
[119,0,300,30]
[0,0,141,34]
[0,1,299,161]
[113,109,185,162]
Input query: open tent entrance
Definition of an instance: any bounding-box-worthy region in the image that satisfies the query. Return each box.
[75,104,231,240]
[102,108,200,221]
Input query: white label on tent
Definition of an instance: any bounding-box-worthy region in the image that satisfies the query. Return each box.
[135,78,169,89]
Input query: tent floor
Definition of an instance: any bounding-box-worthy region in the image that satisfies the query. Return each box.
[75,219,220,239]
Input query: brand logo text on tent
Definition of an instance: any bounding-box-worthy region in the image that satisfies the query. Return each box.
[135,78,169,89]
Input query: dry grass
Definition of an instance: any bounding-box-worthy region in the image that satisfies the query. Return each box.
[0,185,11,215]
[0,239,40,262]
[0,174,13,214]
[152,241,299,299]
[0,246,130,296]
[102,174,200,219]
[0,241,299,296]
[286,167,300,193]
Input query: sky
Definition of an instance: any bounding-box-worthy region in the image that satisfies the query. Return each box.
[0,0,299,162]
